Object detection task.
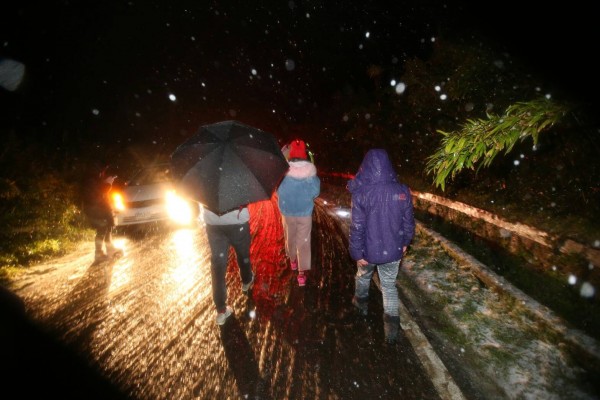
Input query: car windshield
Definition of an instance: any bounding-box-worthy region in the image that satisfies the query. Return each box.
[129,165,172,186]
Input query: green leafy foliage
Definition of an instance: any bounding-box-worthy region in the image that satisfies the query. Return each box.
[425,98,570,190]
[0,172,90,271]
[0,132,93,281]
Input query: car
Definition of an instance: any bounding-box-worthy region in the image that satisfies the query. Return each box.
[110,163,198,230]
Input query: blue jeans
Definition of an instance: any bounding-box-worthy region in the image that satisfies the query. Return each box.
[205,223,252,311]
[354,260,400,317]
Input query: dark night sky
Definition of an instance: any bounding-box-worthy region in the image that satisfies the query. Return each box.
[1,1,597,158]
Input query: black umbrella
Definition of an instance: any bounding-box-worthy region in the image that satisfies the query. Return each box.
[170,120,289,214]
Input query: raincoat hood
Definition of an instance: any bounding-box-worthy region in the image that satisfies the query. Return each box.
[347,149,397,193]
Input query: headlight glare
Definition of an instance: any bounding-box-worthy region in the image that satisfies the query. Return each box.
[166,190,193,225]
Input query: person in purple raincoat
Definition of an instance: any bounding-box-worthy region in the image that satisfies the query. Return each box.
[347,148,415,344]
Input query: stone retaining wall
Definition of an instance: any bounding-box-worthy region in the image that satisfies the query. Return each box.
[412,191,600,287]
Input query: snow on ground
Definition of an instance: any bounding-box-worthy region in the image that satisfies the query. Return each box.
[400,230,597,400]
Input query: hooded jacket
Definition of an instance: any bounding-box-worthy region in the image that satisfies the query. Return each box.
[347,149,415,264]
[277,160,320,217]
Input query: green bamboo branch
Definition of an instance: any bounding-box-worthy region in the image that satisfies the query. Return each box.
[425,98,570,191]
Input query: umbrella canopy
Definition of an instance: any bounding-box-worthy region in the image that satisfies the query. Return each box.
[170,120,289,214]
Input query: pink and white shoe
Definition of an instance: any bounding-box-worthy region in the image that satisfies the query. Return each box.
[290,259,298,271]
[297,273,306,287]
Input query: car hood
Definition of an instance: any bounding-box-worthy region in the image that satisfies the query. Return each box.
[122,182,173,202]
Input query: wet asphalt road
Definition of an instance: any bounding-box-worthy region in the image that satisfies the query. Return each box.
[3,198,441,400]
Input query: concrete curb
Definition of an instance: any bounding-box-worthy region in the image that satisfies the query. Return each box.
[399,299,468,400]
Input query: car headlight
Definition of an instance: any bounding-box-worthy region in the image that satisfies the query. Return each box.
[165,190,193,225]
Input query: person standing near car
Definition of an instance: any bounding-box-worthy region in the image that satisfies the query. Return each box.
[277,139,320,287]
[202,205,255,326]
[82,161,121,264]
[347,148,415,344]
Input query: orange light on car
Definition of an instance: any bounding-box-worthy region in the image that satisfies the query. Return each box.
[112,191,126,211]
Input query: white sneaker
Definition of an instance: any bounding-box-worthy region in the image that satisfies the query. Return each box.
[241,273,255,293]
[216,306,233,325]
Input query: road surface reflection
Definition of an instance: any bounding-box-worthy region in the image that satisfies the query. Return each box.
[9,196,440,400]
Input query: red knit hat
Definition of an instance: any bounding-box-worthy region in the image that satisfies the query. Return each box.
[288,139,307,160]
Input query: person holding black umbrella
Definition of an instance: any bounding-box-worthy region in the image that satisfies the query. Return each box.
[170,121,289,325]
[202,205,255,326]
[277,139,320,287]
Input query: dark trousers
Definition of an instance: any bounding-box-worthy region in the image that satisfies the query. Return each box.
[88,216,114,256]
[205,223,252,311]
[95,224,113,244]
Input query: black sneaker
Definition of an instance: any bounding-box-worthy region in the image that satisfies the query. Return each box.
[384,314,400,344]
[351,297,368,316]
